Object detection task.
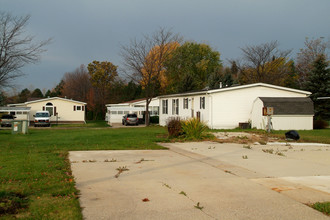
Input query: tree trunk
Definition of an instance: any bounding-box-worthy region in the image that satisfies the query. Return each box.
[145,98,150,126]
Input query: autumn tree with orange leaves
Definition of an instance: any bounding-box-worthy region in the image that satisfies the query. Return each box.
[120,28,182,125]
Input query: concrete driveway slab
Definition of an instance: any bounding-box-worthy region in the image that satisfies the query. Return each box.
[70,146,329,220]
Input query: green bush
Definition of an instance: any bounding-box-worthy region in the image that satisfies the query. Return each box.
[150,116,159,124]
[166,117,182,137]
[181,118,208,140]
[313,120,329,129]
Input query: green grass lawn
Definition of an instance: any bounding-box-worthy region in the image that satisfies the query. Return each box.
[1,126,329,219]
[271,129,330,144]
[312,202,330,216]
[0,126,167,219]
[50,120,109,128]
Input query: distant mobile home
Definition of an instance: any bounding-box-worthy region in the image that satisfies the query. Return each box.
[9,97,87,124]
[158,83,313,130]
[106,98,159,124]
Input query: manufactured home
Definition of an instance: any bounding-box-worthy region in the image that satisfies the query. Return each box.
[106,98,159,124]
[9,97,87,124]
[158,83,313,130]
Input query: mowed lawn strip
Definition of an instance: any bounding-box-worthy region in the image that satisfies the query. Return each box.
[0,126,167,219]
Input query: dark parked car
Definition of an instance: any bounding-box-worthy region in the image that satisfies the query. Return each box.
[122,113,139,126]
[1,114,16,127]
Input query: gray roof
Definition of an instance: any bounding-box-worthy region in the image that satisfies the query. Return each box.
[259,97,314,115]
[0,106,31,112]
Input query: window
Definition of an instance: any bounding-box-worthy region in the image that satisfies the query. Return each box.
[111,111,117,114]
[118,111,123,114]
[162,99,168,114]
[76,106,82,111]
[200,97,205,109]
[172,99,179,115]
[183,98,188,109]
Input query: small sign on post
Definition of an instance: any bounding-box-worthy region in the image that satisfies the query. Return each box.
[262,107,274,133]
[262,107,274,116]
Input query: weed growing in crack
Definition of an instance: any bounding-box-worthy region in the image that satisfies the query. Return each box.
[135,158,154,164]
[104,158,117,162]
[115,166,129,178]
[275,150,285,156]
[242,155,248,159]
[194,202,204,210]
[163,183,171,189]
[179,191,187,196]
[262,149,274,154]
[243,145,252,149]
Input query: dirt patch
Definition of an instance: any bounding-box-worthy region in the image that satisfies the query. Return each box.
[0,192,28,216]
[213,132,278,144]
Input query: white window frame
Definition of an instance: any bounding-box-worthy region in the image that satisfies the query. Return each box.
[172,99,179,115]
[162,99,168,114]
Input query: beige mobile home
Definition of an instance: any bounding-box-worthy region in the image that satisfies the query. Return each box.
[9,97,87,124]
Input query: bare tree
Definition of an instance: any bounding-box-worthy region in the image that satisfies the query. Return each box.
[0,12,51,88]
[232,41,292,85]
[296,37,329,87]
[62,64,91,102]
[120,27,181,125]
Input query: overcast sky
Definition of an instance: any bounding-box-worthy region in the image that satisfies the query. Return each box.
[2,0,330,93]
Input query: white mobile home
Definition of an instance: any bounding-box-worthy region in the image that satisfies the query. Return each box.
[106,98,159,124]
[158,83,313,130]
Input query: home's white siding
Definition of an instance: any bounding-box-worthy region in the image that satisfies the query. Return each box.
[251,98,313,130]
[159,95,209,126]
[251,98,265,129]
[210,86,308,129]
[271,116,313,130]
[159,84,311,130]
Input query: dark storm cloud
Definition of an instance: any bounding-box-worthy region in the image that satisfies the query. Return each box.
[2,0,330,91]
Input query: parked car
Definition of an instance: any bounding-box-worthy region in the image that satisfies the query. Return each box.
[122,113,139,126]
[0,114,16,127]
[33,111,51,127]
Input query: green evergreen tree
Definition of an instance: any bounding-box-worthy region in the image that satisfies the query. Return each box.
[305,54,330,120]
[31,88,44,98]
[18,88,31,103]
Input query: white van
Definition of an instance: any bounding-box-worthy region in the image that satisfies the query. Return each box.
[33,111,51,127]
